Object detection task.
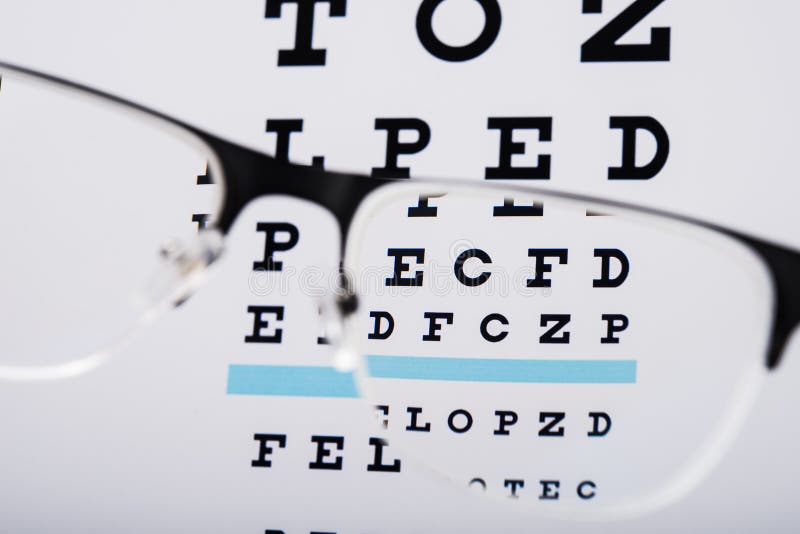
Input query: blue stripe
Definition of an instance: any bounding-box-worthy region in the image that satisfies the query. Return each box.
[225,357,636,398]
[366,356,637,384]
[227,365,358,398]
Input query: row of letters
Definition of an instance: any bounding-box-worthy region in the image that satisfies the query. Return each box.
[384,247,630,288]
[380,406,613,437]
[251,433,599,500]
[264,115,670,180]
[243,307,629,345]
[264,0,670,65]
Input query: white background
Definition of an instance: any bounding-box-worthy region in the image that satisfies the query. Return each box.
[0,1,799,532]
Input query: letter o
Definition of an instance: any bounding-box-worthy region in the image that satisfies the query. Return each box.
[448,409,474,433]
[416,0,502,62]
[469,477,487,490]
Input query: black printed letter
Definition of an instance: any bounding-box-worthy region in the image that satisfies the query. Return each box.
[252,434,287,467]
[539,480,561,500]
[540,315,571,344]
[581,0,670,62]
[367,438,402,472]
[368,311,395,340]
[265,0,347,66]
[578,480,597,499]
[527,249,568,288]
[423,312,454,341]
[494,410,518,435]
[481,313,509,343]
[416,0,501,62]
[601,314,629,343]
[406,407,432,432]
[593,249,629,288]
[408,194,445,217]
[454,249,492,287]
[309,435,344,470]
[588,412,612,437]
[385,248,425,286]
[372,118,431,178]
[486,117,552,180]
[254,222,300,271]
[504,479,525,498]
[448,409,474,433]
[539,412,566,437]
[493,197,543,217]
[245,306,284,344]
[266,119,325,167]
[608,116,669,180]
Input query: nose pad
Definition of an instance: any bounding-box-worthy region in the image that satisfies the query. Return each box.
[320,286,360,372]
[136,229,225,322]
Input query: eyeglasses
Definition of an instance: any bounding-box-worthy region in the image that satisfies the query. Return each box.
[1,61,797,520]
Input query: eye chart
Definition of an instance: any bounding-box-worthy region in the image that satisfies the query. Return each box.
[1,1,800,532]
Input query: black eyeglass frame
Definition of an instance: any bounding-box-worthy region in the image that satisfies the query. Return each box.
[3,60,798,371]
